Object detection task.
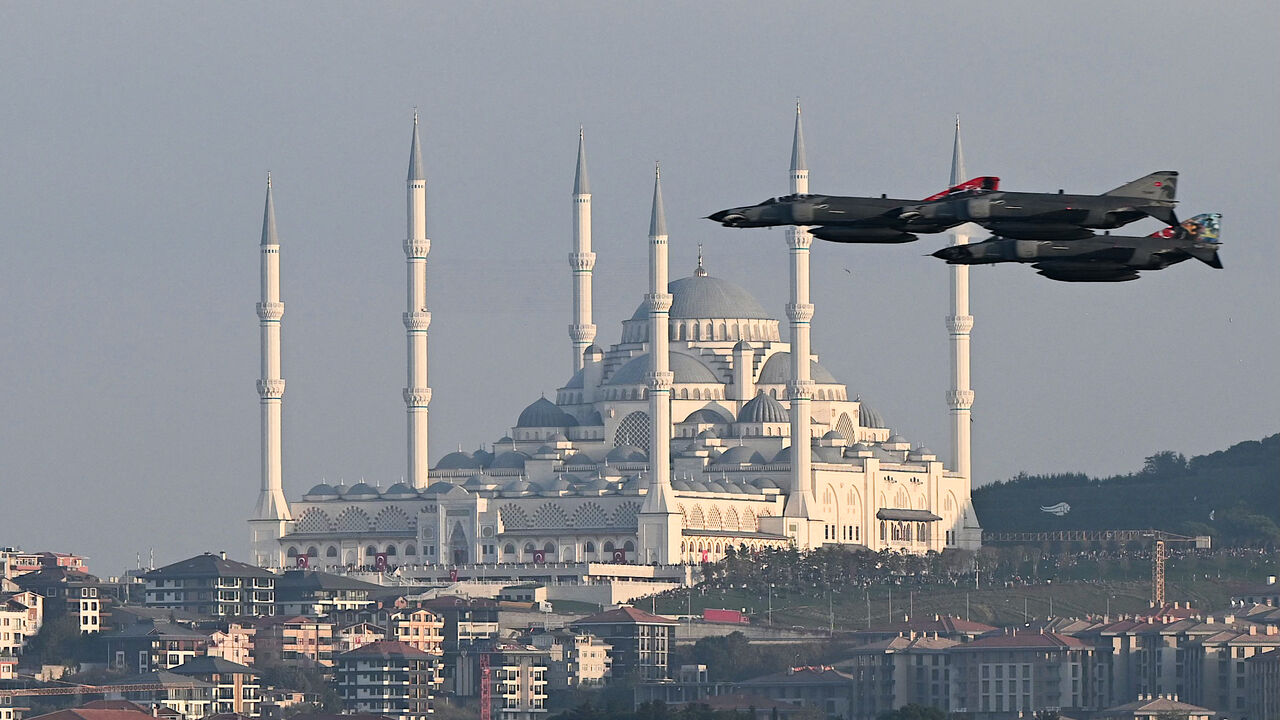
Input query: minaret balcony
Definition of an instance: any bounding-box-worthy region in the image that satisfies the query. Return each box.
[568,324,597,343]
[404,387,432,408]
[645,293,673,313]
[403,311,432,332]
[645,371,674,392]
[569,252,596,271]
[257,379,286,399]
[785,303,814,322]
[946,315,974,333]
[256,302,284,322]
[946,390,975,409]
[787,381,816,400]
[403,238,431,259]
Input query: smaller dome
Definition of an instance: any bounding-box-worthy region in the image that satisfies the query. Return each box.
[581,410,605,426]
[607,352,721,386]
[502,480,533,496]
[304,483,339,499]
[605,445,647,463]
[548,433,569,443]
[821,430,845,441]
[753,477,780,489]
[490,451,529,469]
[547,477,572,492]
[435,451,480,470]
[686,480,711,493]
[695,428,719,440]
[535,444,559,456]
[756,352,840,385]
[916,446,934,456]
[383,482,418,498]
[683,408,731,425]
[585,477,610,492]
[472,449,494,467]
[813,446,845,463]
[715,446,766,466]
[737,482,764,495]
[621,475,645,493]
[888,434,908,444]
[344,482,379,499]
[526,481,547,494]
[463,475,491,489]
[563,452,595,466]
[851,442,873,453]
[733,340,752,351]
[672,479,693,492]
[425,481,458,494]
[738,391,789,424]
[516,397,579,428]
[706,481,731,494]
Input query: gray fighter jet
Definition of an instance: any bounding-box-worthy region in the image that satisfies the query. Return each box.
[706,176,999,243]
[901,171,1179,240]
[931,213,1221,282]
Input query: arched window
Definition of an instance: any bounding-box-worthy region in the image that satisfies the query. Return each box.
[678,324,687,341]
[692,324,700,341]
[306,546,318,557]
[286,547,298,557]
[504,543,516,557]
[385,545,397,556]
[365,545,377,557]
[603,541,615,552]
[405,544,417,556]
[325,546,338,558]
[523,542,536,555]
[624,540,635,552]
[585,541,596,554]
[717,322,726,339]
[880,521,887,541]
[543,541,556,554]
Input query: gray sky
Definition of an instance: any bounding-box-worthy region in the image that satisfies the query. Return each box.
[2,2,1276,575]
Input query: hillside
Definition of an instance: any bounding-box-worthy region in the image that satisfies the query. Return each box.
[973,434,1279,545]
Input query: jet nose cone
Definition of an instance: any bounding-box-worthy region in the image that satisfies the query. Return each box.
[707,210,729,223]
[931,246,968,261]
[708,209,748,227]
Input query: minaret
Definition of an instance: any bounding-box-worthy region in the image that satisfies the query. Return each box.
[403,111,432,488]
[569,129,597,373]
[251,174,291,567]
[946,117,975,481]
[783,102,817,525]
[645,165,675,553]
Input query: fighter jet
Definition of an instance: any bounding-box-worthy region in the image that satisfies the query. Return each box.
[900,171,1179,240]
[706,176,999,244]
[931,213,1222,282]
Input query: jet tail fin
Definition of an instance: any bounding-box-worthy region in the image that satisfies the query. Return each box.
[921,176,999,202]
[1150,212,1223,267]
[1103,171,1178,200]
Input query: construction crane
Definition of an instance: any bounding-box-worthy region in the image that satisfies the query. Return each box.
[0,682,196,698]
[982,529,1212,607]
[478,653,491,720]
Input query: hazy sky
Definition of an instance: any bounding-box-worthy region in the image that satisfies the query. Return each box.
[2,3,1276,575]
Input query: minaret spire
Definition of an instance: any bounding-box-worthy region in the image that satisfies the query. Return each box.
[784,103,817,528]
[569,128,597,373]
[251,174,291,568]
[642,162,675,562]
[403,112,432,487]
[946,116,974,488]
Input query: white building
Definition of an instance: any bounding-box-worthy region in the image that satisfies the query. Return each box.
[251,110,983,573]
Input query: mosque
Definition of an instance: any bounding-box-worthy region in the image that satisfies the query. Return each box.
[248,109,983,576]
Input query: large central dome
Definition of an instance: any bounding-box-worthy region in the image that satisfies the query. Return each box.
[630,274,773,321]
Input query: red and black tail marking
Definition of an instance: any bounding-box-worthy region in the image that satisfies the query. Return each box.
[921,176,999,202]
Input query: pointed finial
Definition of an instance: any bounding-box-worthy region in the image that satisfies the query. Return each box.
[261,175,279,246]
[791,101,808,172]
[408,110,425,182]
[649,163,667,237]
[950,115,967,186]
[574,127,590,195]
[695,243,707,277]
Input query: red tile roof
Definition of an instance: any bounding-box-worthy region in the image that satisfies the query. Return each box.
[955,631,1088,650]
[572,606,677,625]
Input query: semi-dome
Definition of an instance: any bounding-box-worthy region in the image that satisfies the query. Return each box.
[425,481,458,495]
[715,446,767,466]
[581,410,604,426]
[756,352,840,385]
[344,482,379,499]
[303,483,339,500]
[630,274,772,321]
[490,451,529,469]
[682,408,731,424]
[606,352,720,386]
[563,369,584,389]
[738,391,789,424]
[859,403,887,429]
[516,397,579,428]
[605,445,647,463]
[435,451,481,470]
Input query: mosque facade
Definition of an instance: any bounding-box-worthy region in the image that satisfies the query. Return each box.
[250,110,983,573]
